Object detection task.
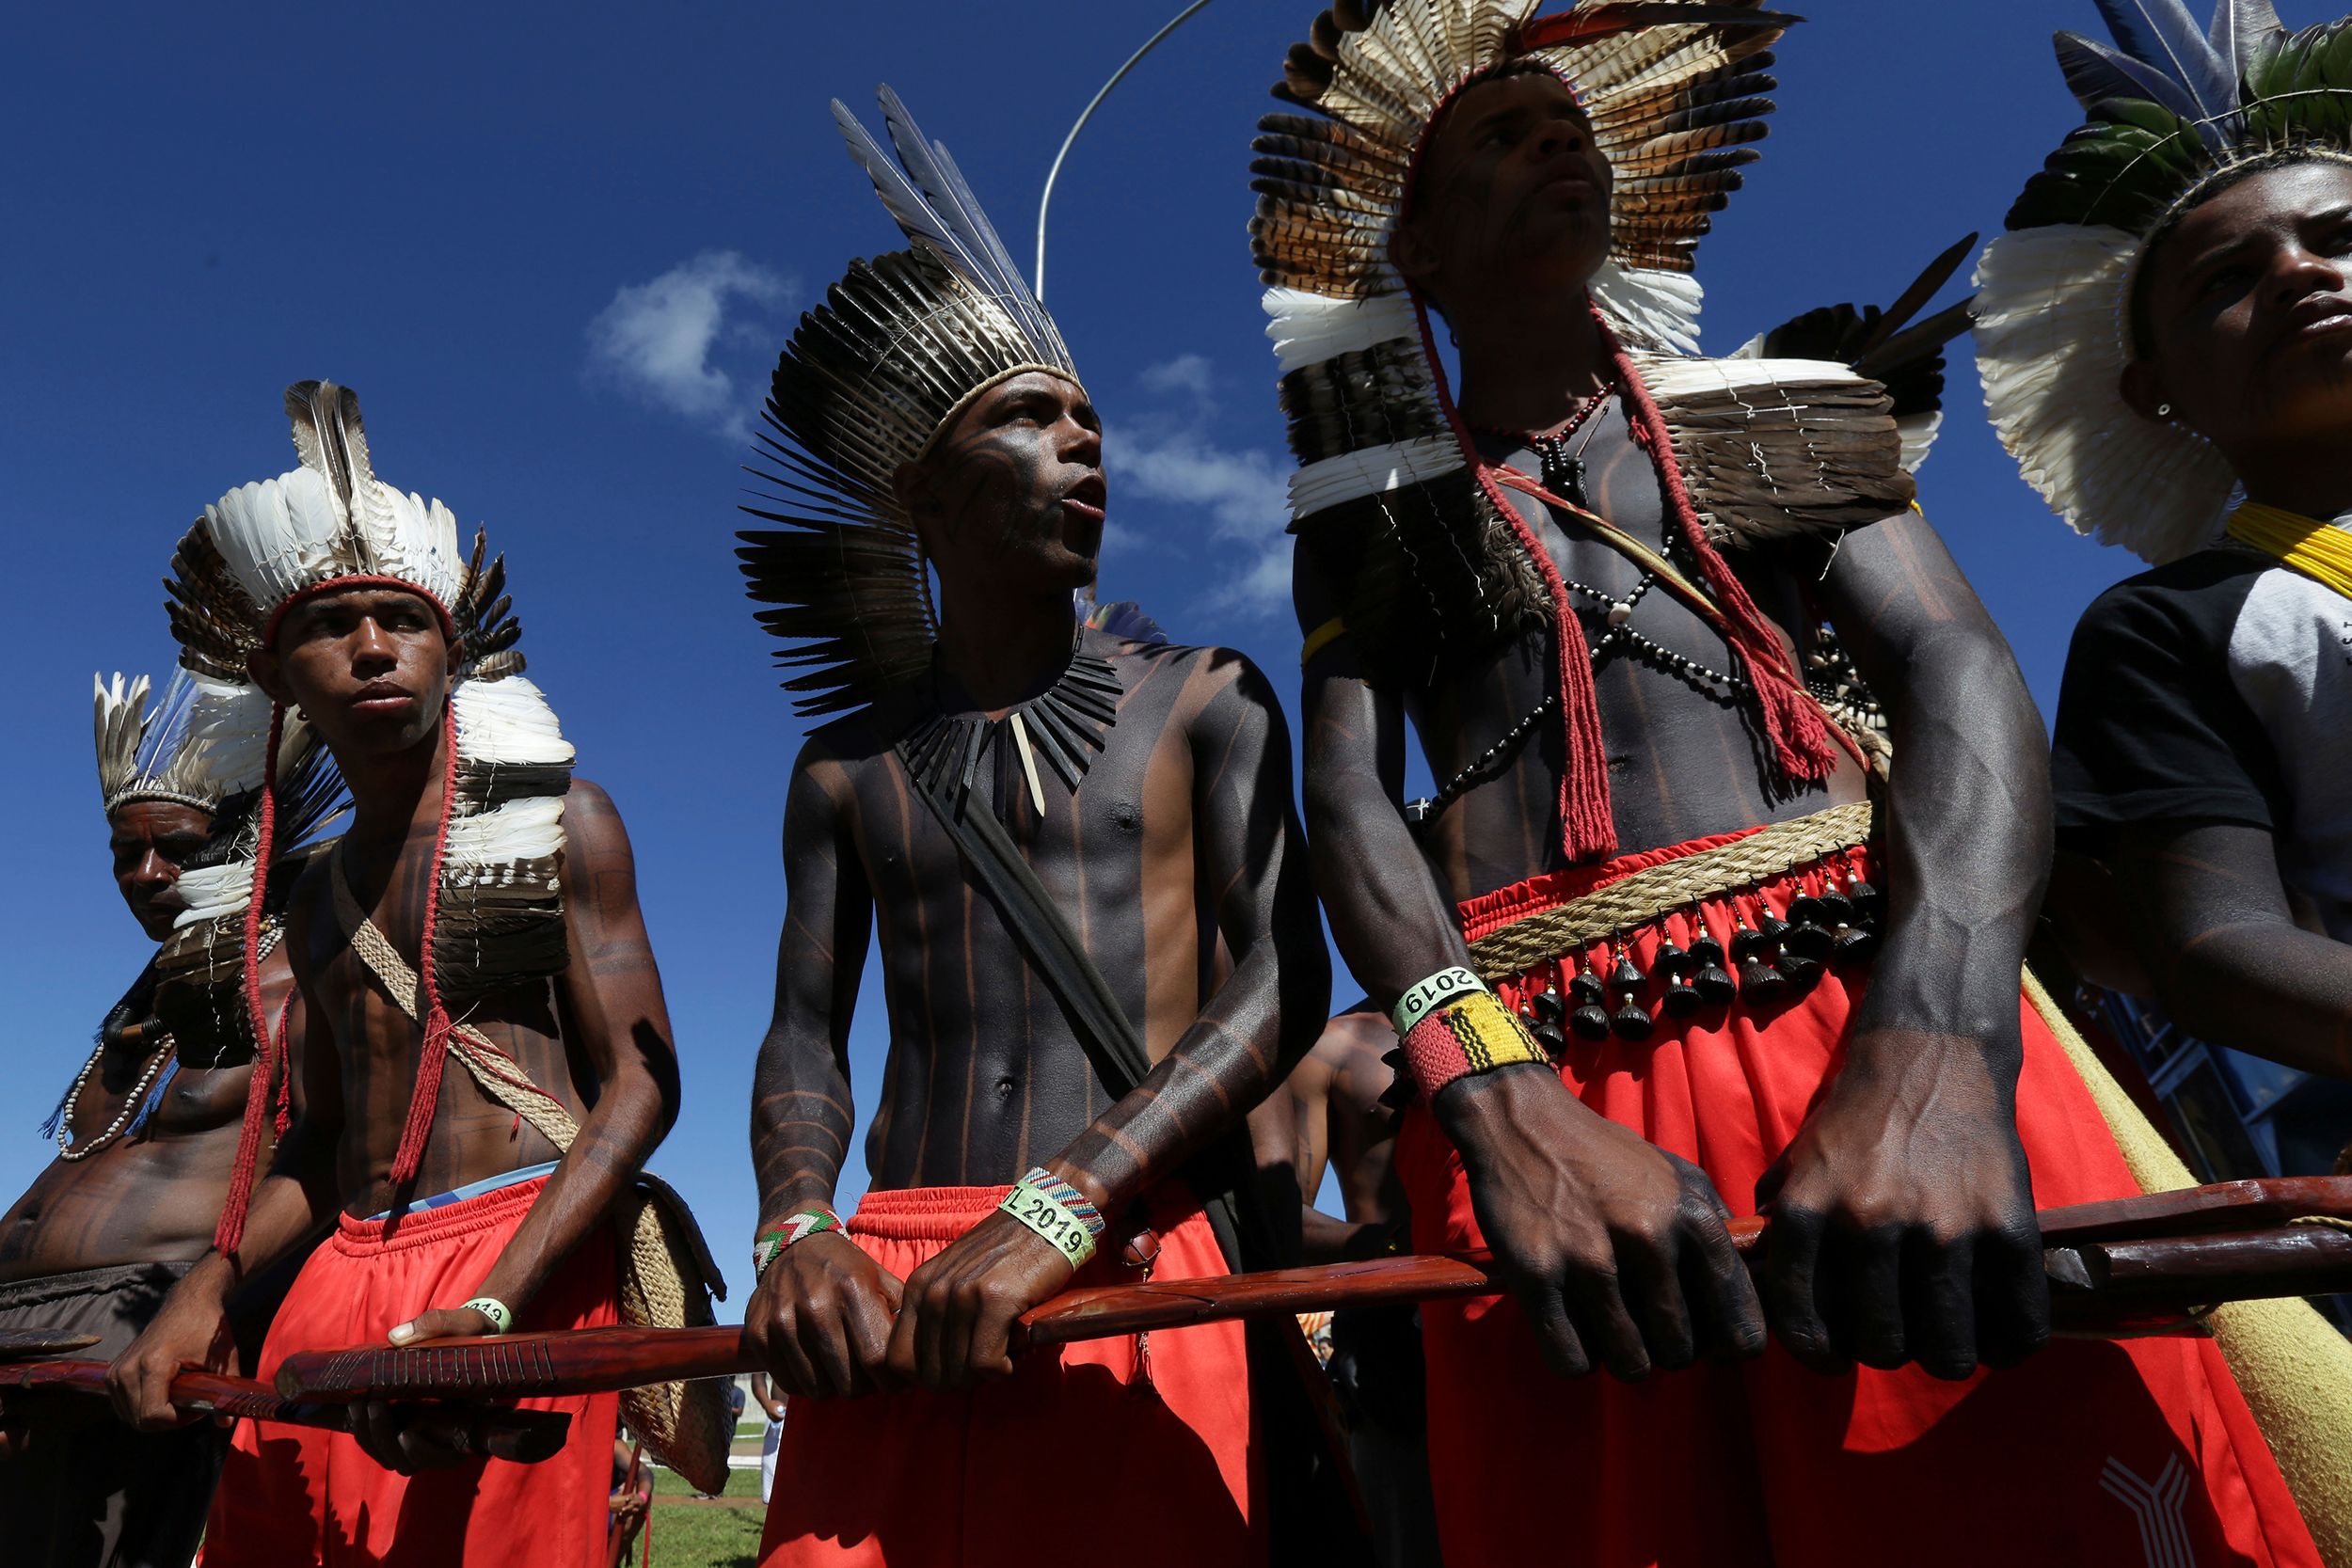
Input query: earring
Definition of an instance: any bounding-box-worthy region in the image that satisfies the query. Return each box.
[2156,403,2172,418]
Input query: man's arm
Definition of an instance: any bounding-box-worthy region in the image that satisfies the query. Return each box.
[111,983,343,1430]
[2108,820,2352,1074]
[887,654,1331,1389]
[1776,507,2052,1379]
[389,779,680,1344]
[1295,552,1764,1383]
[743,742,900,1400]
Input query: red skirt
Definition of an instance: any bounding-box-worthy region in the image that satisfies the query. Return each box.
[1404,832,2320,1568]
[758,1183,1262,1568]
[202,1176,620,1568]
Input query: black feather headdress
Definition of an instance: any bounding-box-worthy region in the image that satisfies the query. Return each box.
[739,89,1087,720]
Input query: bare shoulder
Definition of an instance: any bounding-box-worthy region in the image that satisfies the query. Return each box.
[1111,638,1282,729]
[793,705,897,799]
[560,776,637,873]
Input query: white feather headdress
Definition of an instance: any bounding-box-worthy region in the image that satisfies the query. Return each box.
[167,381,574,1234]
[1975,0,2352,564]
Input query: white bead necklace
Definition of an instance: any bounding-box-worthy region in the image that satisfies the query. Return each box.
[54,920,283,1161]
[54,1035,178,1161]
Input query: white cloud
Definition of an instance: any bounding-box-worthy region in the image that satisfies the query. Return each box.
[1108,356,1295,618]
[586,250,794,441]
[1137,353,1214,402]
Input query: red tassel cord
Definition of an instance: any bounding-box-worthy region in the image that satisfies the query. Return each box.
[271,993,295,1138]
[1415,296,1622,863]
[387,703,460,1189]
[214,703,285,1257]
[1598,309,1842,786]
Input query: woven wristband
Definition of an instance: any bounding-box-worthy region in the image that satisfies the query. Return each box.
[1401,990,1550,1100]
[1391,966,1486,1038]
[999,1166,1104,1269]
[754,1204,845,1280]
[460,1296,514,1335]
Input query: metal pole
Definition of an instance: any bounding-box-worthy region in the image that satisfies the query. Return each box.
[1035,0,1217,301]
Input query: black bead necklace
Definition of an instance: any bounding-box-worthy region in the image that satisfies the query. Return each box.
[902,647,1122,817]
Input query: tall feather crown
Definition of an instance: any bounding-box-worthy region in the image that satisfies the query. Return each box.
[92,664,347,1046]
[171,382,575,1244]
[1254,0,1912,670]
[1976,0,2352,563]
[739,88,1087,720]
[95,668,278,816]
[1253,0,1796,356]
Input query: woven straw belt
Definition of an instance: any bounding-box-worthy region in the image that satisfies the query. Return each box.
[1467,800,1877,983]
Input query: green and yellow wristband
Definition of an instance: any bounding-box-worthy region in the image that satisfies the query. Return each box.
[998,1166,1105,1269]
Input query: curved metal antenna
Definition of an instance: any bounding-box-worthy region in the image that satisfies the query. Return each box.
[1035,0,1216,302]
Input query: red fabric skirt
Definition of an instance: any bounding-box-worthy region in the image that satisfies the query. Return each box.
[1403,832,2320,1568]
[758,1183,1262,1568]
[202,1176,620,1568]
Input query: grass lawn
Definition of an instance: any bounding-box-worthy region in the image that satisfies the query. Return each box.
[624,1465,766,1568]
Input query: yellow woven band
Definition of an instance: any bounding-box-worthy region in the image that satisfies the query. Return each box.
[999,1175,1097,1269]
[1401,990,1549,1098]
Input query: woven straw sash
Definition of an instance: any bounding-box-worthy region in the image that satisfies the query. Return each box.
[328,851,734,1493]
[1466,800,1876,982]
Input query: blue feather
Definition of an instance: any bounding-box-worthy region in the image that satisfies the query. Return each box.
[2092,0,2236,119]
[2206,0,2287,96]
[127,1061,180,1139]
[830,89,1073,374]
[35,1084,70,1142]
[2057,29,2205,119]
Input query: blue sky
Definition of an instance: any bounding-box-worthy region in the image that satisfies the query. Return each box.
[0,0,2197,1292]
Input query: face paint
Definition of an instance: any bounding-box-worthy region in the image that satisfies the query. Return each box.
[914,372,1107,594]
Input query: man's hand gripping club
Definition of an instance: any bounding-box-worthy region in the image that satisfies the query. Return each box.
[1438,1063,1768,1381]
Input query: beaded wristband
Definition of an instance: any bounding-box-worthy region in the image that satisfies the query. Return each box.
[1400,990,1549,1100]
[1391,966,1486,1039]
[460,1296,515,1335]
[753,1204,846,1280]
[999,1166,1104,1269]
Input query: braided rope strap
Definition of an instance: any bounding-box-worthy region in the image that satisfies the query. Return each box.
[328,856,735,1493]
[1466,801,1876,984]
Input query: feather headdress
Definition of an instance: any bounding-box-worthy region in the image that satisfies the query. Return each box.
[1256,0,1916,861]
[1975,0,2352,563]
[167,381,574,1249]
[90,666,346,1103]
[739,87,1088,720]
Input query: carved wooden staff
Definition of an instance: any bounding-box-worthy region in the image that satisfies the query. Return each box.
[271,1177,2352,1403]
[0,1333,570,1463]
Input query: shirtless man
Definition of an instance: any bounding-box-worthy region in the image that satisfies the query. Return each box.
[1257,3,2315,1562]
[740,94,1325,1568]
[107,382,682,1568]
[0,670,325,1567]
